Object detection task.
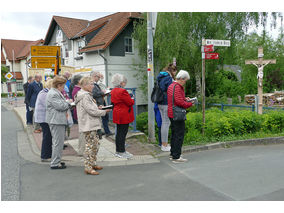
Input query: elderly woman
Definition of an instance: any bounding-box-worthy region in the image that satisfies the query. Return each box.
[75,77,111,175]
[46,76,72,169]
[157,63,178,152]
[167,70,194,163]
[71,74,83,123]
[34,79,53,162]
[91,71,113,137]
[111,73,134,159]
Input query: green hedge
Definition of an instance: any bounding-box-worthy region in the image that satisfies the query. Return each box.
[136,109,284,145]
[1,93,24,97]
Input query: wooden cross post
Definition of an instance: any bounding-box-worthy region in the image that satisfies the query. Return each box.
[245,47,276,114]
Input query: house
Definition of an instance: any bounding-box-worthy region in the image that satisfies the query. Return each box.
[1,38,44,93]
[43,12,147,112]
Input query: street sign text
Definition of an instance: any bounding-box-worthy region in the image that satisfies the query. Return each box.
[205,39,231,47]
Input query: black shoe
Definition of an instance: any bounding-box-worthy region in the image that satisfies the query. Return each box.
[106,132,114,137]
[50,164,66,169]
[63,144,68,149]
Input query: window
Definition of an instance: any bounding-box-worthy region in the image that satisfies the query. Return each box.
[124,37,133,53]
[16,81,23,91]
[56,29,63,44]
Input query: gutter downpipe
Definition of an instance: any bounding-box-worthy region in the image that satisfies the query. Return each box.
[98,49,108,87]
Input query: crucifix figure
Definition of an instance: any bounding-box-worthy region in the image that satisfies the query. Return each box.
[245,47,276,114]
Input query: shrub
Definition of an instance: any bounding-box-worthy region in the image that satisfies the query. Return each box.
[136,108,284,145]
[262,111,284,133]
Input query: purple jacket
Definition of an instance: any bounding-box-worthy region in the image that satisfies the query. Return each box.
[34,88,49,123]
[72,85,81,121]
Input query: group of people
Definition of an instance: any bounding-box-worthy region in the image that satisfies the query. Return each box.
[23,70,135,175]
[155,64,194,163]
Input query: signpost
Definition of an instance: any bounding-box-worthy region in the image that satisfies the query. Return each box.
[202,44,214,53]
[30,46,61,74]
[31,57,61,69]
[204,39,231,47]
[5,72,13,80]
[31,46,61,57]
[205,53,219,60]
[245,47,276,114]
[201,39,230,135]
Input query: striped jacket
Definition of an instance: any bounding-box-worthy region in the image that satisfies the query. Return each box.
[167,82,192,118]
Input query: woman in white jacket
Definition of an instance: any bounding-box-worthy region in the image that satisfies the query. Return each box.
[75,77,111,175]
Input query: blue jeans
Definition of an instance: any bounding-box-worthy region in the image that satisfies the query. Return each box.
[102,113,111,134]
[26,103,33,124]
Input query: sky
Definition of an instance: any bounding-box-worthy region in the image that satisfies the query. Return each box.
[0,12,113,40]
[0,0,283,41]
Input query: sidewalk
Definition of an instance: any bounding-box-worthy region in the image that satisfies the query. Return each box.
[8,98,160,167]
[5,98,284,168]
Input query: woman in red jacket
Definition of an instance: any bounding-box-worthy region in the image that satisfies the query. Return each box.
[167,70,194,163]
[111,73,135,159]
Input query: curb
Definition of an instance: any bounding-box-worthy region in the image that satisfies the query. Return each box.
[156,136,284,157]
[11,104,284,164]
[12,106,160,167]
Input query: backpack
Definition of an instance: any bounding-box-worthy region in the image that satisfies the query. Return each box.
[151,81,164,104]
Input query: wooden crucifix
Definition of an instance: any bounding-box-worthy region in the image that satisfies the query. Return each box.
[245,47,276,114]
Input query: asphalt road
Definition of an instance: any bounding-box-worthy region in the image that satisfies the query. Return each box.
[1,104,284,201]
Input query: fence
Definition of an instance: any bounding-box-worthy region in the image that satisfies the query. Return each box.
[209,103,284,112]
[107,88,139,132]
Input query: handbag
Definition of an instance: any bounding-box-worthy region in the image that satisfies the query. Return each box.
[66,109,74,127]
[172,84,187,121]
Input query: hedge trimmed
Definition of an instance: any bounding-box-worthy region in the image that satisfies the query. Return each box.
[136,108,284,145]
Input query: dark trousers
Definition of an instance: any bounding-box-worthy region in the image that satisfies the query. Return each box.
[26,103,33,124]
[170,118,185,159]
[40,123,52,159]
[115,124,129,152]
[102,113,111,134]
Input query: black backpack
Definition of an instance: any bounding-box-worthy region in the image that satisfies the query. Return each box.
[151,81,164,104]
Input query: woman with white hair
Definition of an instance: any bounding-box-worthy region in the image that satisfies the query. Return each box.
[111,73,134,159]
[167,70,194,163]
[34,79,53,162]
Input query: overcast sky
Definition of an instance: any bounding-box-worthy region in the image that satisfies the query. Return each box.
[0,12,113,41]
[0,0,283,41]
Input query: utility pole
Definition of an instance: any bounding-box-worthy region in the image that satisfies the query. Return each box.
[147,12,156,142]
[201,39,206,135]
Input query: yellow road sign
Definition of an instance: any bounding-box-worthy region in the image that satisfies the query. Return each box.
[5,72,13,80]
[31,46,61,57]
[31,57,61,69]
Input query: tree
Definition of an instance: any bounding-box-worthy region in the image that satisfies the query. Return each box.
[132,12,282,99]
[1,65,9,83]
[236,32,284,94]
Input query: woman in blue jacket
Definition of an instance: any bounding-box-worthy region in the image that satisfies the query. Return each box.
[156,63,177,151]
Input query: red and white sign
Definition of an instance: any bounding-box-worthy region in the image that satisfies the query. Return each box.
[202,45,214,53]
[205,53,219,60]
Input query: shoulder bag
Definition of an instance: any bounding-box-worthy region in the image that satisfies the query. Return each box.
[172,84,187,121]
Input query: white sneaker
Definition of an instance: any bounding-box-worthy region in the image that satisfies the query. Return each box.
[172,156,188,163]
[169,154,183,160]
[125,151,133,158]
[161,145,171,152]
[115,152,132,159]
